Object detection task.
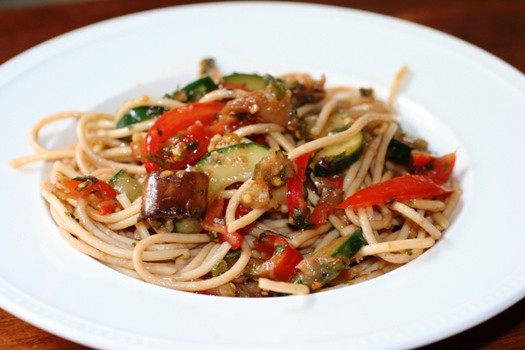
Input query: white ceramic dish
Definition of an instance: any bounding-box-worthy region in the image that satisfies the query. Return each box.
[1,2,525,349]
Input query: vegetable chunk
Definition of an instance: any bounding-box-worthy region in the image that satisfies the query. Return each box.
[139,170,208,222]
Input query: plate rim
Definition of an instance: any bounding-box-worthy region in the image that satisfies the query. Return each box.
[2,2,525,349]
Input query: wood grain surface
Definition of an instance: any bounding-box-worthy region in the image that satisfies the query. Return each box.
[1,1,524,349]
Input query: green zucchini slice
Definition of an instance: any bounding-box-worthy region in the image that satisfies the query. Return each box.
[312,130,365,177]
[108,169,142,202]
[195,142,270,202]
[386,138,414,166]
[223,73,267,91]
[312,228,365,264]
[180,76,217,102]
[311,111,365,176]
[116,105,168,129]
[174,217,202,233]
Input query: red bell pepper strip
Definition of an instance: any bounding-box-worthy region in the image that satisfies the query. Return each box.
[141,102,225,173]
[201,196,243,250]
[59,176,118,215]
[336,174,453,210]
[286,152,314,228]
[253,233,303,282]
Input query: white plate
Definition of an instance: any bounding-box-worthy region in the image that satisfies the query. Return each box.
[2,2,525,349]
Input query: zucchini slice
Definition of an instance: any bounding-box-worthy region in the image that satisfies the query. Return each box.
[174,217,202,233]
[318,111,354,137]
[223,73,267,91]
[116,105,168,129]
[312,228,365,264]
[108,169,142,202]
[195,142,270,202]
[386,138,414,166]
[312,130,365,177]
[180,76,217,102]
[311,111,364,177]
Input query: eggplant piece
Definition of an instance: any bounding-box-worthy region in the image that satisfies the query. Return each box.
[139,170,208,222]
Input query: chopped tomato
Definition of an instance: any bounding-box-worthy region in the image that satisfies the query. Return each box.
[201,196,243,250]
[59,176,117,215]
[96,199,118,215]
[309,176,343,227]
[219,229,244,250]
[411,150,434,169]
[309,203,333,227]
[418,152,456,183]
[253,233,303,282]
[208,114,257,135]
[141,102,225,173]
[253,233,289,260]
[62,178,116,200]
[336,174,453,210]
[161,121,213,170]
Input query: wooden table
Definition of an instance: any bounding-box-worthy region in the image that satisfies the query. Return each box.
[1,0,524,349]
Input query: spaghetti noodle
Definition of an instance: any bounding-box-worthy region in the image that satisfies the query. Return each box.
[9,59,462,297]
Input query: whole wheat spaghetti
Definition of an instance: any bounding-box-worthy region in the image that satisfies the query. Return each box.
[9,59,462,297]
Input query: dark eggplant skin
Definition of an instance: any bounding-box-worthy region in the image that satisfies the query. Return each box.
[138,170,208,222]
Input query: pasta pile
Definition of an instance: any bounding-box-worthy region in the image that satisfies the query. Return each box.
[10,60,462,297]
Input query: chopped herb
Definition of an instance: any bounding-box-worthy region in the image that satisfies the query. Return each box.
[293,208,316,229]
[65,212,78,222]
[258,232,267,243]
[224,249,242,263]
[278,166,287,180]
[140,153,165,167]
